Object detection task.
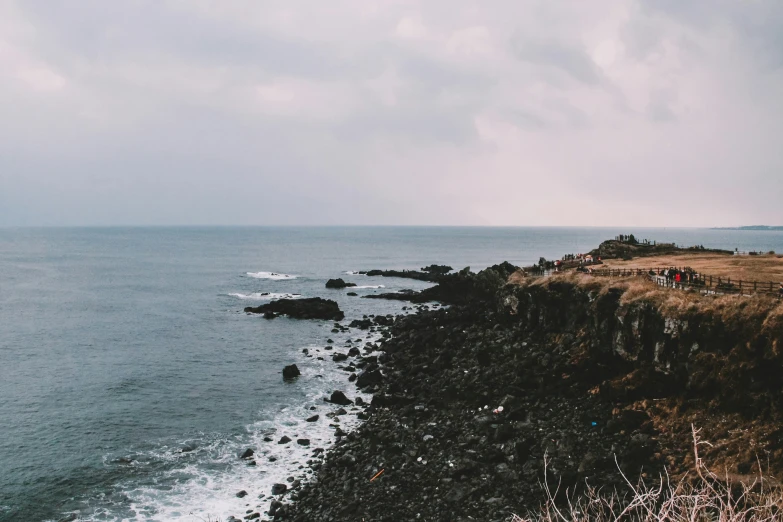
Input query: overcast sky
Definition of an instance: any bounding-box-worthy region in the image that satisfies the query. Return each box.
[1,1,781,227]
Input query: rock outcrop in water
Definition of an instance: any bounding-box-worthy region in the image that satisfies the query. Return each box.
[244,298,344,321]
[356,269,442,282]
[276,265,783,522]
[362,262,520,304]
[421,264,453,274]
[325,278,356,289]
[282,364,300,380]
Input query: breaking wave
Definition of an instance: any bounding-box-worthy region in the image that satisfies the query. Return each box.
[246,272,297,280]
[229,292,301,300]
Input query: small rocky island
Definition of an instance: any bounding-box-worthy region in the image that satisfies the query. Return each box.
[244,297,344,321]
[324,278,356,289]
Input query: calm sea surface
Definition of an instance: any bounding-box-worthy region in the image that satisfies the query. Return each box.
[1,227,782,521]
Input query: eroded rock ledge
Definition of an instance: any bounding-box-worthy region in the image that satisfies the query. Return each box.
[244,297,344,321]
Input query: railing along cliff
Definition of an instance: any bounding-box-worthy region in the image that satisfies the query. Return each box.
[587,267,782,297]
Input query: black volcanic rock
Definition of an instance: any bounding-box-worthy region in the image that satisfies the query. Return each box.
[357,269,442,282]
[362,289,424,302]
[421,264,453,274]
[361,263,520,305]
[282,364,300,380]
[239,448,254,459]
[356,368,383,388]
[325,278,357,289]
[349,318,373,329]
[327,390,353,405]
[244,298,344,321]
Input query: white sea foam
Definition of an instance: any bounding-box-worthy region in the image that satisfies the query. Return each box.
[229,292,301,300]
[246,272,297,280]
[351,285,385,289]
[80,330,379,522]
[343,271,366,276]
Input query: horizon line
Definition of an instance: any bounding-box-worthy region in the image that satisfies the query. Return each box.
[1,224,779,230]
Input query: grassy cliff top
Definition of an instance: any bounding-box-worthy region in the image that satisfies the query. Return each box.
[509,269,783,331]
[594,251,783,282]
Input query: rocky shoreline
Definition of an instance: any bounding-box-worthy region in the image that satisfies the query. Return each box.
[232,252,783,522]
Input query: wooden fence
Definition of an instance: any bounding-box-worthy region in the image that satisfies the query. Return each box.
[586,267,782,297]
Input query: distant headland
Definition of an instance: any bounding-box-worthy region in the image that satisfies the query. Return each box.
[711,225,783,231]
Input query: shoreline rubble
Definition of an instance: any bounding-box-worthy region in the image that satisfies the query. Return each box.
[233,245,783,521]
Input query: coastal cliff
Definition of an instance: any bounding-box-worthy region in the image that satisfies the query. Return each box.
[274,269,783,521]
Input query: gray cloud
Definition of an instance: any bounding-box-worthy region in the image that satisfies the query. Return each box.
[513,38,602,85]
[1,0,782,226]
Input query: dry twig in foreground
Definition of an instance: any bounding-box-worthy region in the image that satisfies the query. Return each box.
[511,425,783,522]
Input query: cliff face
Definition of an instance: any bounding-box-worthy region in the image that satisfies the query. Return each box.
[282,276,783,522]
[504,280,783,415]
[502,278,783,477]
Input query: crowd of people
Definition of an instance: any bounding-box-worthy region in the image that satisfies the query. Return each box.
[649,267,701,286]
[557,253,597,266]
[533,254,782,298]
[614,234,656,245]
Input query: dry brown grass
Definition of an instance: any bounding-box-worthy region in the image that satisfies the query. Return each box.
[509,271,783,336]
[596,253,783,283]
[511,428,783,522]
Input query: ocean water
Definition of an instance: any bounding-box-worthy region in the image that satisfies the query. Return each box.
[1,226,782,522]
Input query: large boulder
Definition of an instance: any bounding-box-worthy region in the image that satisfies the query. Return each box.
[349,318,373,329]
[282,364,300,380]
[356,369,383,388]
[327,390,353,405]
[239,448,254,459]
[244,298,344,321]
[325,278,357,289]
